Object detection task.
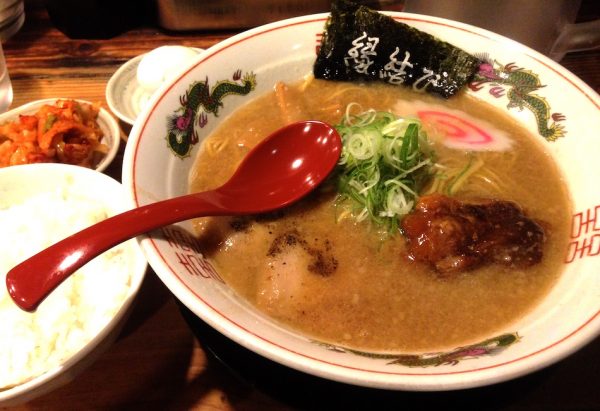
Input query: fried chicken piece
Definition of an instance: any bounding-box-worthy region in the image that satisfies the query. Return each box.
[401,194,545,276]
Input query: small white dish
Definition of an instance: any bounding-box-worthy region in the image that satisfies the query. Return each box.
[106,48,203,125]
[0,98,120,172]
[106,54,146,125]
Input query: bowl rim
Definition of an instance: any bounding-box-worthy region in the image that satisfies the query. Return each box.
[0,163,147,405]
[105,54,143,125]
[123,11,600,391]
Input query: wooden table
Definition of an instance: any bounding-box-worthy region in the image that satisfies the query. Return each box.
[3,2,599,410]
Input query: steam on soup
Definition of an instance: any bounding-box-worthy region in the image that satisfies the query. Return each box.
[188,78,570,352]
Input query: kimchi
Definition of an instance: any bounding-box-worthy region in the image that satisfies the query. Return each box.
[0,99,108,168]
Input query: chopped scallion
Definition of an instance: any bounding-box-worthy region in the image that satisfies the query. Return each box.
[335,106,434,232]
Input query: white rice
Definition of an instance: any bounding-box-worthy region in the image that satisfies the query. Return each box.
[0,186,133,390]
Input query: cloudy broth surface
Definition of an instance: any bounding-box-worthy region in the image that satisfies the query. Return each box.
[189,79,571,352]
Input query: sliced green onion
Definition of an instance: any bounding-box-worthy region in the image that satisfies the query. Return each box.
[334,106,434,233]
[445,155,485,195]
[44,114,57,133]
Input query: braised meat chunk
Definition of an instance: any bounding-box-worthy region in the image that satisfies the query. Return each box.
[401,194,546,275]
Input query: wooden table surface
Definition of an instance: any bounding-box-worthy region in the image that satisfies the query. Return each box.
[2,2,599,410]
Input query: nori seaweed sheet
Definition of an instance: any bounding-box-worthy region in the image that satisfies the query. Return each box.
[314,0,481,98]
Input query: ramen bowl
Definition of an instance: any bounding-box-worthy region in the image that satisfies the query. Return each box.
[122,11,600,391]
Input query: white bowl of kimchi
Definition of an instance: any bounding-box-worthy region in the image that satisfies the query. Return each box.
[0,99,120,172]
[122,4,600,392]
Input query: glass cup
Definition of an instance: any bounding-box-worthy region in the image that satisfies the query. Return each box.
[0,42,12,113]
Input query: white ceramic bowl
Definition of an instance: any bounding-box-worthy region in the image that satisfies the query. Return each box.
[0,163,147,406]
[106,48,203,125]
[106,53,153,125]
[122,12,600,390]
[0,99,120,172]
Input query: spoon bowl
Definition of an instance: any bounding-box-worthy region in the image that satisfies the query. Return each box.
[6,120,342,312]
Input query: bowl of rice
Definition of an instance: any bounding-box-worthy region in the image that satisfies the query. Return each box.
[0,163,147,406]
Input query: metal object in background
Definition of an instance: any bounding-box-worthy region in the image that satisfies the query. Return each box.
[0,0,24,41]
[0,42,12,112]
[403,0,600,61]
[155,0,405,30]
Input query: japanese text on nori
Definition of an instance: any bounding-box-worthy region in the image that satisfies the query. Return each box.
[314,0,481,98]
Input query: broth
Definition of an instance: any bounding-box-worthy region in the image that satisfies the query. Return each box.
[189,79,571,352]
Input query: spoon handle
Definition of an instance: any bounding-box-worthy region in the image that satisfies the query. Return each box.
[6,190,227,312]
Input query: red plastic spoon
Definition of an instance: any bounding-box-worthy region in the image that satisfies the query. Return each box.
[7,120,341,312]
